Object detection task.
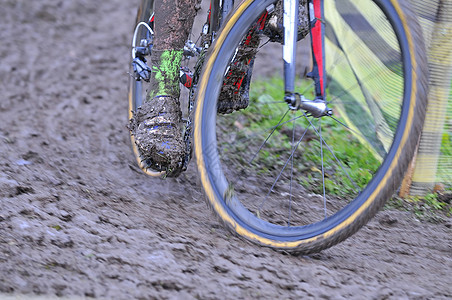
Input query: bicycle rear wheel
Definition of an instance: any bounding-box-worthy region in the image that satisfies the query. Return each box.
[194,0,428,253]
[128,0,235,177]
[128,0,164,176]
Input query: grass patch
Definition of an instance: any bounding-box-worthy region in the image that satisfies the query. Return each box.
[218,76,381,198]
[218,76,452,217]
[386,193,452,223]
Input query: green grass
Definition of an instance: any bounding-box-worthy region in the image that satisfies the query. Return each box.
[219,76,381,198]
[217,76,452,219]
[386,193,452,223]
[219,76,452,209]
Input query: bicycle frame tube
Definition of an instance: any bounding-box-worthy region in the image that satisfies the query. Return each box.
[283,0,299,98]
[308,0,326,98]
[210,0,221,33]
[221,0,234,25]
[283,0,330,117]
[210,0,235,33]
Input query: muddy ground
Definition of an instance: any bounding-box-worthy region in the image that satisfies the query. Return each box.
[0,0,451,299]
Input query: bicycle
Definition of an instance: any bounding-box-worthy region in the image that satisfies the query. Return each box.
[129,0,428,254]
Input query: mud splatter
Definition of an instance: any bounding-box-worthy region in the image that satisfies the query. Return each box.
[128,96,185,175]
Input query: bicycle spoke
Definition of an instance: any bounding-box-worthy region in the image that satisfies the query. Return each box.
[248,109,290,165]
[327,115,352,131]
[288,113,296,227]
[261,101,287,105]
[327,115,369,142]
[258,121,313,213]
[219,110,304,156]
[319,119,327,219]
[303,112,360,193]
[226,116,297,148]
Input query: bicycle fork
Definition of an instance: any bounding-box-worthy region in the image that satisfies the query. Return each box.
[283,0,331,117]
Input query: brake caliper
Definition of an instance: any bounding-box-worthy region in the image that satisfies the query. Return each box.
[132,39,152,82]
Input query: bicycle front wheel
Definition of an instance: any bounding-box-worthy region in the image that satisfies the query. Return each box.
[194,0,428,253]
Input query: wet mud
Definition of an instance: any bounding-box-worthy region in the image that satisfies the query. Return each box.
[0,1,451,299]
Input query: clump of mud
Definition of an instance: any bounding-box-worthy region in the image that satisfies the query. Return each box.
[217,29,260,114]
[128,96,185,175]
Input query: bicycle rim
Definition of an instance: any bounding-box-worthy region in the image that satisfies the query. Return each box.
[194,0,427,252]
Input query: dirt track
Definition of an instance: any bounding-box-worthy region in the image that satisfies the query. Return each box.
[0,0,451,299]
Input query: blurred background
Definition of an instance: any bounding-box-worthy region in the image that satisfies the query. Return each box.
[399,0,452,196]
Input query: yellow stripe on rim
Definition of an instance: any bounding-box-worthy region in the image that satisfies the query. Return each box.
[195,0,418,248]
